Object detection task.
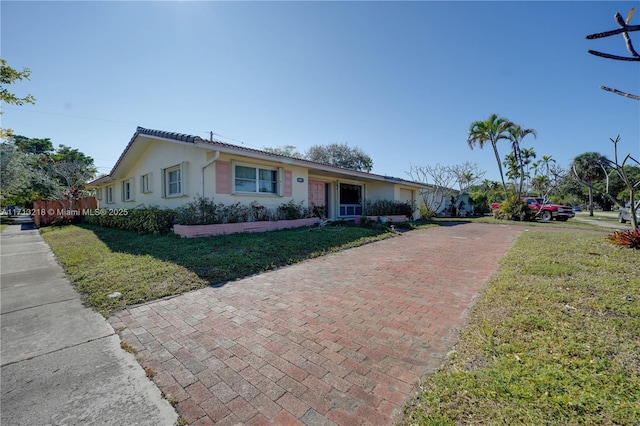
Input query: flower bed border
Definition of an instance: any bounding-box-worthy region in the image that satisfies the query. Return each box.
[173,217,320,238]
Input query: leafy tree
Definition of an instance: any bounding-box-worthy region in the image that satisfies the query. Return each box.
[305,143,373,172]
[262,145,304,158]
[0,135,96,208]
[604,164,640,201]
[51,144,96,169]
[0,142,33,205]
[12,135,54,155]
[469,179,502,214]
[467,114,514,195]
[571,152,609,216]
[0,59,36,139]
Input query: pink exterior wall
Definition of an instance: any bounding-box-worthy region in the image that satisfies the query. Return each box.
[173,217,320,238]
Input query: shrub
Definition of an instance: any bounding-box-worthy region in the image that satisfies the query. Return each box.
[220,202,250,223]
[51,216,80,227]
[364,199,414,218]
[312,205,326,219]
[84,206,176,234]
[248,201,275,222]
[276,200,311,220]
[493,195,535,221]
[607,228,640,249]
[419,203,437,220]
[175,197,221,225]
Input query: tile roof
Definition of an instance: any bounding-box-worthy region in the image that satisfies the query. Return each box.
[90,126,432,189]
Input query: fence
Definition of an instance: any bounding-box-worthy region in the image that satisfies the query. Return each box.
[33,197,98,227]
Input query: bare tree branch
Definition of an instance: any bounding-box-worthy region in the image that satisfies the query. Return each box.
[600,86,640,100]
[587,11,639,100]
[585,23,640,39]
[587,50,640,61]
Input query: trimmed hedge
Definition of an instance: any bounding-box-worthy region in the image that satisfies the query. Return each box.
[364,199,414,218]
[83,206,176,234]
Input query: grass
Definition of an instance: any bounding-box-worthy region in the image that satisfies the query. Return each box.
[401,228,640,425]
[40,222,411,316]
[0,214,17,231]
[430,213,623,232]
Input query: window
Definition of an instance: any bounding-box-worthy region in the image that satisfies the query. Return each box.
[339,183,363,216]
[122,178,135,202]
[106,186,114,204]
[141,173,153,193]
[234,165,278,194]
[162,163,187,197]
[168,168,181,195]
[95,188,103,200]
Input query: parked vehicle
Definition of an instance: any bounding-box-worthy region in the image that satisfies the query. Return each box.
[618,201,640,224]
[491,197,575,221]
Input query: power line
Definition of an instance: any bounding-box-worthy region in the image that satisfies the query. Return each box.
[1,107,138,125]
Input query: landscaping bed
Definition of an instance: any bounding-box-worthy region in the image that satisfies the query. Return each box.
[173,217,320,238]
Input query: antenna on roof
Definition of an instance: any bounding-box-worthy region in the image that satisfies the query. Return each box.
[209,131,213,142]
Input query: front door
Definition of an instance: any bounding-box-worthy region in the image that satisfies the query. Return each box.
[308,180,327,217]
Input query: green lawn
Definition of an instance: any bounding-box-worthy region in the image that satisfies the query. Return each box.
[401,228,640,425]
[40,223,406,316]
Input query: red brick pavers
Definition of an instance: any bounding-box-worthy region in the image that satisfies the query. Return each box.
[109,223,522,425]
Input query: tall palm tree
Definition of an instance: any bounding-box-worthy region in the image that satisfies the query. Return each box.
[507,125,537,197]
[467,114,513,195]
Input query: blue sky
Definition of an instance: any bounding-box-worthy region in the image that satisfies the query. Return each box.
[2,1,639,183]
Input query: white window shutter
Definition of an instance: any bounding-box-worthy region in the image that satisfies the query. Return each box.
[277,167,284,196]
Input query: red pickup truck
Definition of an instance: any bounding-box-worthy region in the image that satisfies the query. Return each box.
[491,197,575,221]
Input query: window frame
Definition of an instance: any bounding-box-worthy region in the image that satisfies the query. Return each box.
[122,177,135,202]
[232,162,281,195]
[141,173,153,194]
[106,186,115,204]
[162,162,188,198]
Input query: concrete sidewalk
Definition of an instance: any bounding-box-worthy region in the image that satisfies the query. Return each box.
[1,216,177,426]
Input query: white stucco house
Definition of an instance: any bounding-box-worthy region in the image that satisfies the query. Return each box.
[88,127,434,221]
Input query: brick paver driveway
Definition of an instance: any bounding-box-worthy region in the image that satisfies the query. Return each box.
[109,223,522,425]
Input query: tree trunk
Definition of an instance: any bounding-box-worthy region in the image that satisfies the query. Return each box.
[588,187,594,216]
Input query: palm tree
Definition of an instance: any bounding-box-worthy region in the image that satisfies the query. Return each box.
[506,126,537,197]
[467,114,514,195]
[533,155,556,177]
[571,152,609,216]
[532,155,556,196]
